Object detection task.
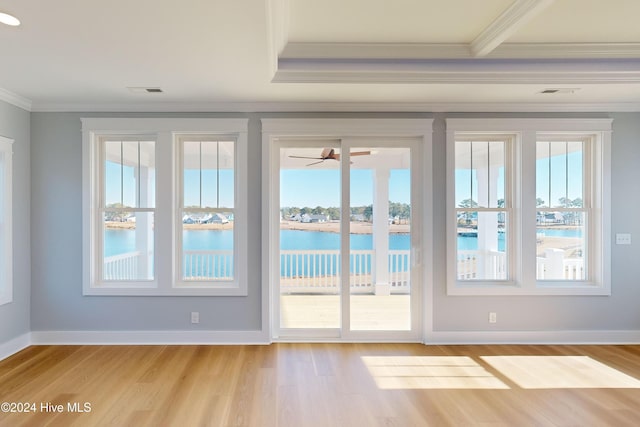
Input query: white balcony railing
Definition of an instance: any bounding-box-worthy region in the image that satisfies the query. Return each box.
[280,250,411,295]
[103,251,140,280]
[536,256,585,280]
[457,250,507,280]
[183,250,233,281]
[104,249,411,293]
[457,249,584,280]
[105,248,585,286]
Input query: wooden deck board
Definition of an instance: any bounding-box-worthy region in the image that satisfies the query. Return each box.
[280,294,411,330]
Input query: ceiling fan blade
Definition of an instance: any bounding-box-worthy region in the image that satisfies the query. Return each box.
[350,151,371,156]
[306,160,325,166]
[289,155,323,160]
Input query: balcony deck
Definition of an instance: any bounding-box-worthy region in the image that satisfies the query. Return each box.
[280,294,411,330]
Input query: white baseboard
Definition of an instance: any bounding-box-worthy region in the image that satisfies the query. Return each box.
[0,333,31,361]
[5,330,639,353]
[30,330,270,345]
[425,330,640,345]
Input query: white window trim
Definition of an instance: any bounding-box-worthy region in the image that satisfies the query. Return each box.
[450,134,516,287]
[0,136,13,306]
[82,118,248,296]
[174,134,241,290]
[261,118,433,341]
[446,118,612,296]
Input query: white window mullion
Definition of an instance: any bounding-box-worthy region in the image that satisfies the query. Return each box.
[520,130,537,290]
[155,131,172,291]
[445,128,458,294]
[592,130,611,291]
[340,139,351,336]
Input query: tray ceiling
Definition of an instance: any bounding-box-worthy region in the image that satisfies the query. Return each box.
[1,0,639,111]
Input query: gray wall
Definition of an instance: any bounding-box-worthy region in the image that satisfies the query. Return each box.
[29,111,640,334]
[0,100,30,343]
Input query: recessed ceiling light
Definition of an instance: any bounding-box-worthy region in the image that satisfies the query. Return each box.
[127,87,164,94]
[0,12,20,26]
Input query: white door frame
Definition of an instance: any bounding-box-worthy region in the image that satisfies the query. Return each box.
[261,119,434,342]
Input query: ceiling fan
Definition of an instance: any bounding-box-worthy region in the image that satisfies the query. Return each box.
[288,148,371,166]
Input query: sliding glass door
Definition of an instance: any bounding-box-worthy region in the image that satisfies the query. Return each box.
[274,138,421,340]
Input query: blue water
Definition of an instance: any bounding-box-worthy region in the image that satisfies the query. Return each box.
[105,229,410,256]
[106,228,582,255]
[536,228,583,238]
[105,228,582,276]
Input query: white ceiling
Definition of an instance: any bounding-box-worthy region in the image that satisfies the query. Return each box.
[1,0,640,112]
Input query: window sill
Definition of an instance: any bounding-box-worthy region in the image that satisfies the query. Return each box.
[447,281,610,296]
[83,283,248,296]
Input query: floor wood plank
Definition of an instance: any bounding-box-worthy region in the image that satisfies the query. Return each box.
[1,344,640,426]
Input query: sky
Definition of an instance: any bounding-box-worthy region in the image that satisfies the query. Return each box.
[105,143,583,211]
[105,162,235,208]
[455,145,583,207]
[280,169,410,208]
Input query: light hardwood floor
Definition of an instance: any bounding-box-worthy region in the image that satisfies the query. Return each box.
[1,344,640,426]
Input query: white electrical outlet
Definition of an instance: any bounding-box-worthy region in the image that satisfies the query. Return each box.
[191,311,200,324]
[489,312,497,323]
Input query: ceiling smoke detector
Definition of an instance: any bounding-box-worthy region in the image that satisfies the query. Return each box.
[127,87,164,94]
[538,88,580,94]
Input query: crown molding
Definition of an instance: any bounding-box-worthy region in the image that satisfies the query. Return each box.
[274,57,640,84]
[0,87,32,112]
[281,42,640,60]
[28,100,640,113]
[470,0,555,57]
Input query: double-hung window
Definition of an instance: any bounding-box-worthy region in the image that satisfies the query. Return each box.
[536,137,588,281]
[0,136,13,306]
[453,137,512,282]
[176,136,236,286]
[447,119,611,295]
[101,138,156,283]
[83,118,248,296]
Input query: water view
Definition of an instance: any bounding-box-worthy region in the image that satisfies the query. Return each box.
[105,227,582,256]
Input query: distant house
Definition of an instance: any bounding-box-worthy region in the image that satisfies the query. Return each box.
[538,212,564,224]
[302,214,328,223]
[351,214,366,222]
[289,214,302,222]
[182,215,195,224]
[207,213,229,224]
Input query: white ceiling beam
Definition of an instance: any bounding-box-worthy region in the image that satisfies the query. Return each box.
[280,43,472,59]
[470,0,555,57]
[266,0,290,77]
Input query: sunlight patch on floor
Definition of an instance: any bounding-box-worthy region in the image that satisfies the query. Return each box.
[362,356,510,390]
[481,356,640,389]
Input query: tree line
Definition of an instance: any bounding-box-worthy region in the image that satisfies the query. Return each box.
[458,197,583,208]
[282,202,410,221]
